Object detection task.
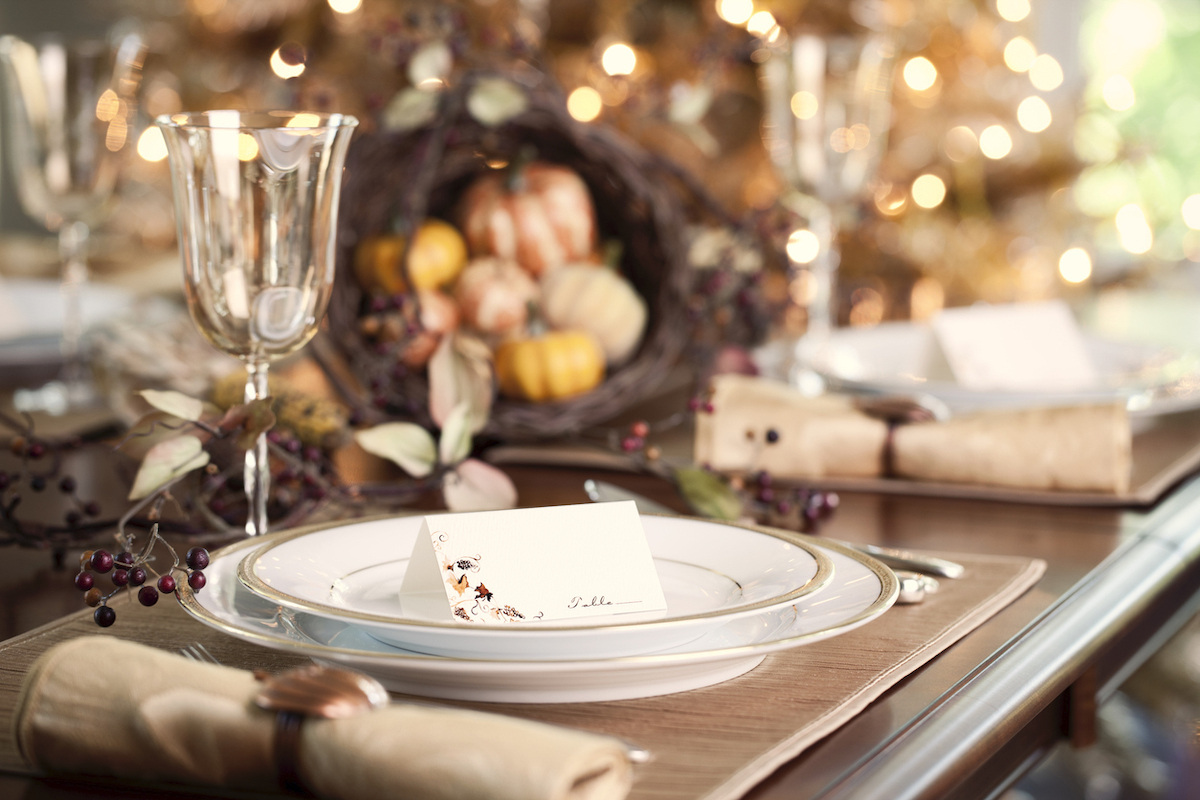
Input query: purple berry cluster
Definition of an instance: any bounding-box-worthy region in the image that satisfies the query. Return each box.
[74,544,210,627]
[739,469,839,534]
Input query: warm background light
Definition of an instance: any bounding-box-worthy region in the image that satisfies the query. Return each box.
[1115,204,1153,254]
[137,127,167,162]
[567,86,603,121]
[786,229,820,263]
[746,11,776,36]
[979,125,1013,159]
[1059,248,1093,283]
[238,132,259,161]
[1017,96,1052,132]
[601,43,636,76]
[944,126,979,161]
[1102,75,1136,110]
[1003,37,1036,73]
[716,0,754,25]
[912,174,947,208]
[327,0,362,12]
[270,47,305,79]
[1182,194,1200,229]
[790,91,818,119]
[903,57,938,91]
[1029,55,1064,91]
[996,0,1031,22]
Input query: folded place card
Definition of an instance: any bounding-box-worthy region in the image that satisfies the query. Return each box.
[398,501,668,625]
[931,300,1099,393]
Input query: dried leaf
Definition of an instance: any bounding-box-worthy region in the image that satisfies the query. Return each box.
[429,333,493,434]
[439,402,473,465]
[382,88,440,132]
[467,77,528,127]
[354,423,437,478]
[138,390,205,422]
[408,40,452,85]
[218,399,278,450]
[674,467,743,521]
[128,435,211,501]
[443,458,518,512]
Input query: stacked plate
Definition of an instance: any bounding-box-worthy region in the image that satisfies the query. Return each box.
[180,515,898,703]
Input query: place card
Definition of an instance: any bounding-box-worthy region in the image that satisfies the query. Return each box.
[398,501,668,625]
[931,300,1099,392]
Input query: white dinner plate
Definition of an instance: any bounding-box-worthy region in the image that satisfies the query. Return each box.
[237,515,834,660]
[179,532,897,703]
[758,321,1200,418]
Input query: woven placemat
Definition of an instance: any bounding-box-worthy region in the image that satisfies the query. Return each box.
[0,551,1044,799]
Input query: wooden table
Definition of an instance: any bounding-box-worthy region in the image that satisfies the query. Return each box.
[2,462,1199,800]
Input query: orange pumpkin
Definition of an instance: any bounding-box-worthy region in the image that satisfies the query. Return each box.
[460,162,596,277]
[494,331,605,402]
[354,219,467,294]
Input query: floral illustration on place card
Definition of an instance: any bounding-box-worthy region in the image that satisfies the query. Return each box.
[433,533,541,624]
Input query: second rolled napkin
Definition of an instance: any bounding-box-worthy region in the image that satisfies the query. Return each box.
[14,636,632,800]
[695,375,1131,494]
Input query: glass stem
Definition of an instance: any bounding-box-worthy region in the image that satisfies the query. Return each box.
[244,361,270,536]
[58,221,89,395]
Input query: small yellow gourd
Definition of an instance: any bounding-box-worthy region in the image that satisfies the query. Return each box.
[494,330,605,402]
[540,263,646,365]
[354,219,467,294]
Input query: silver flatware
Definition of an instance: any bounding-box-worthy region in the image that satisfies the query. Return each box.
[583,479,965,580]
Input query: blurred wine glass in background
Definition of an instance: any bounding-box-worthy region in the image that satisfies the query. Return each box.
[0,29,143,413]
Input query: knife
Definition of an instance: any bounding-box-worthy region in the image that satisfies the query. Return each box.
[583,479,965,580]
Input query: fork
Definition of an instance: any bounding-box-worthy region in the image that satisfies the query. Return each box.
[178,643,653,764]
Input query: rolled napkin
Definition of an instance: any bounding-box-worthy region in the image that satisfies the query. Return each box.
[14,637,632,800]
[695,374,1131,494]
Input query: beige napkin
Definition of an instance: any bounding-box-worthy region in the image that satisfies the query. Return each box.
[13,637,632,800]
[695,374,1131,493]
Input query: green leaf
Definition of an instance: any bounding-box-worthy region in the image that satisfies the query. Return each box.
[382,88,440,132]
[355,423,438,478]
[674,467,744,521]
[439,402,473,465]
[467,77,528,127]
[138,390,205,422]
[128,435,211,501]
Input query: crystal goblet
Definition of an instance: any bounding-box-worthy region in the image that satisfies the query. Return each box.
[156,111,358,537]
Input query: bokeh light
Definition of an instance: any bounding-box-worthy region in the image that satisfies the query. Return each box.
[979,125,1013,159]
[95,89,120,122]
[786,229,821,263]
[945,126,979,162]
[1003,37,1037,73]
[1182,195,1200,229]
[1115,204,1153,254]
[1059,248,1093,283]
[1017,96,1052,132]
[716,0,754,25]
[997,0,1031,22]
[567,87,603,122]
[1029,55,1064,91]
[238,133,259,161]
[746,11,777,36]
[270,47,305,79]
[903,57,938,91]
[790,91,818,119]
[1103,75,1136,111]
[912,174,947,208]
[136,127,167,162]
[328,0,362,12]
[601,43,636,76]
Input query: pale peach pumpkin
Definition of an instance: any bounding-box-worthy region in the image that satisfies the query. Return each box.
[454,257,539,336]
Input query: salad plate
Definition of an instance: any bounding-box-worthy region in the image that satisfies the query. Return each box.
[237,515,834,660]
[179,532,897,703]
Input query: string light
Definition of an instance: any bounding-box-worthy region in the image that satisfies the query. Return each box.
[136,127,167,162]
[1182,194,1200,229]
[979,125,1013,159]
[715,0,753,25]
[903,57,938,91]
[567,87,603,122]
[1059,248,1093,283]
[1103,75,1135,111]
[944,126,979,162]
[746,11,777,36]
[327,0,362,12]
[996,0,1031,22]
[790,91,818,120]
[786,229,820,263]
[270,47,305,79]
[1017,96,1052,132]
[1029,55,1064,91]
[1115,204,1153,254]
[912,174,947,208]
[1003,37,1036,73]
[601,43,636,76]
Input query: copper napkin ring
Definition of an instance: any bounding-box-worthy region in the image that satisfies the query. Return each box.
[254,664,390,796]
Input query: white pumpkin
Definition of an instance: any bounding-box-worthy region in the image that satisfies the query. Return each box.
[455,257,539,336]
[541,264,647,365]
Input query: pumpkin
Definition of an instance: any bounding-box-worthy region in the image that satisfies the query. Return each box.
[455,257,539,336]
[354,219,467,294]
[541,263,647,365]
[460,162,596,277]
[399,290,461,368]
[494,331,605,402]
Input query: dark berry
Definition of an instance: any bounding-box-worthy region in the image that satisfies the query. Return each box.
[59,476,76,493]
[84,501,102,517]
[368,295,388,313]
[776,500,792,514]
[703,402,715,414]
[90,550,114,573]
[129,567,147,586]
[29,476,45,492]
[74,572,94,592]
[285,439,302,454]
[821,492,840,513]
[111,569,129,587]
[765,428,780,444]
[0,472,9,489]
[305,485,328,501]
[186,548,210,570]
[65,511,81,527]
[303,446,322,463]
[27,442,45,459]
[188,571,207,591]
[138,586,159,606]
[267,430,284,445]
[157,574,177,594]
[116,551,134,567]
[688,397,702,412]
[630,421,650,438]
[758,487,775,503]
[84,587,102,607]
[757,471,772,487]
[94,606,116,627]
[620,436,640,453]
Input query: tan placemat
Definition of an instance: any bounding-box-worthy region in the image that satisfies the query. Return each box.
[0,551,1044,800]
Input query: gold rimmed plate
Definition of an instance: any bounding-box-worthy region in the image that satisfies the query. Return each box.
[237,515,834,660]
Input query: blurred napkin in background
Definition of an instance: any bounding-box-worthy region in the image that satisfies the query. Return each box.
[15,637,632,800]
[696,375,1131,494]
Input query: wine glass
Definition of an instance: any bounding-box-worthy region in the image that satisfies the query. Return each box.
[156,110,358,537]
[761,24,896,391]
[0,31,144,413]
